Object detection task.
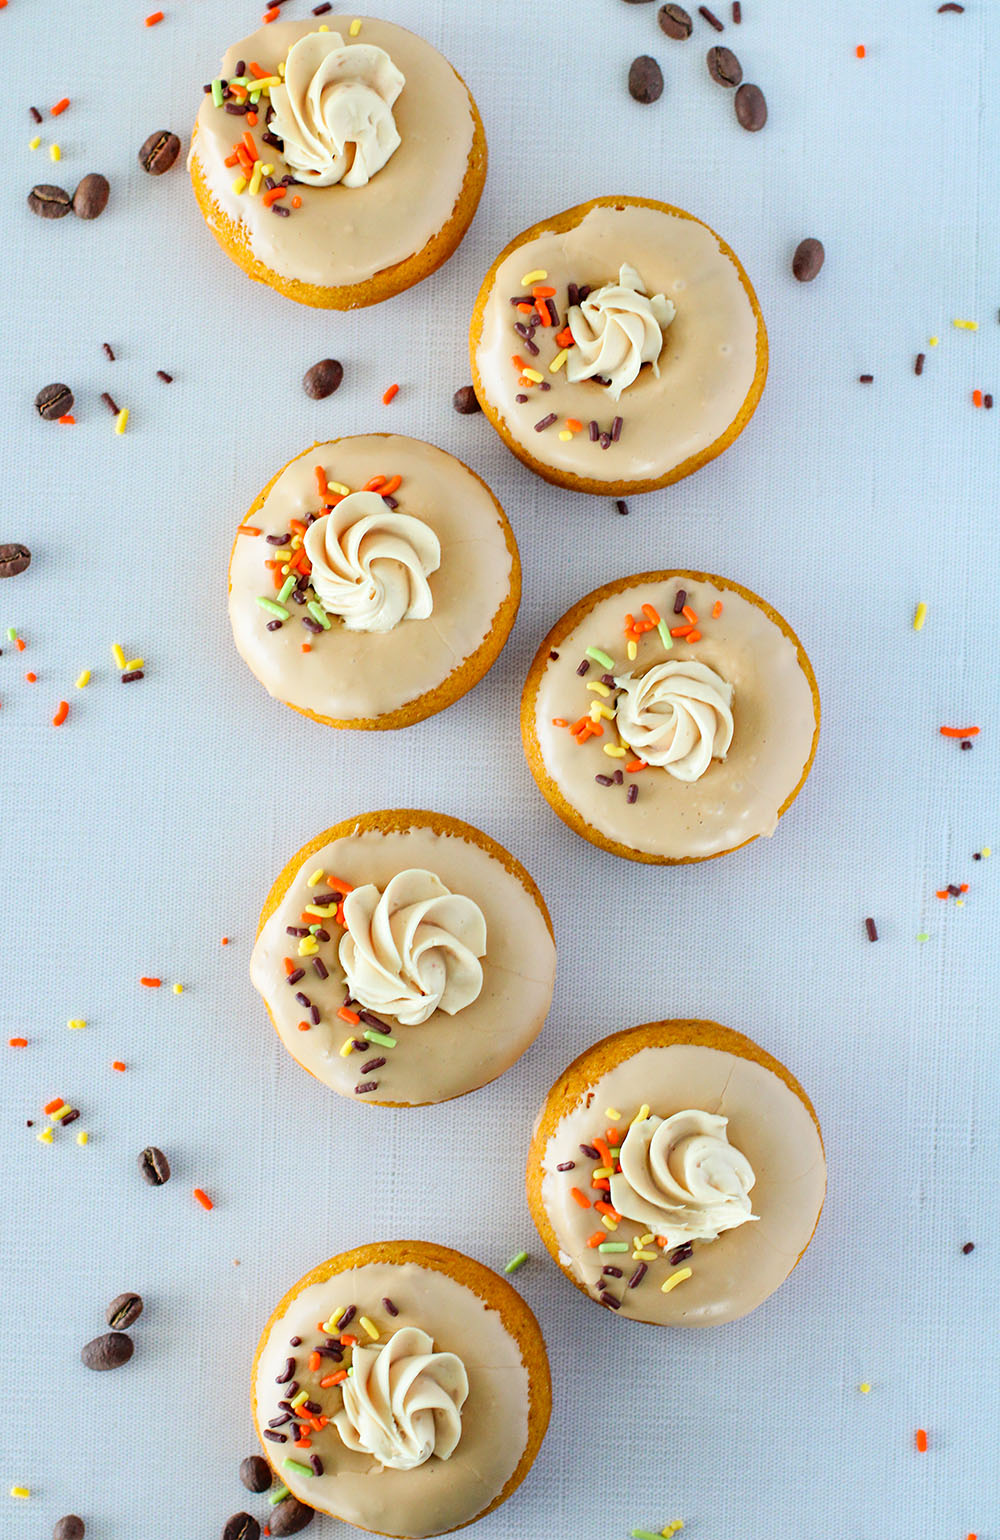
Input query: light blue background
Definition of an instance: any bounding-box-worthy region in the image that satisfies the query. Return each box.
[2,1,997,1537]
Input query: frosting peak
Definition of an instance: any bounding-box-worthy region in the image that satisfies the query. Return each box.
[269,31,405,187]
[609,1109,756,1246]
[303,490,440,634]
[333,1326,469,1471]
[339,869,486,1025]
[566,263,675,401]
[614,659,734,781]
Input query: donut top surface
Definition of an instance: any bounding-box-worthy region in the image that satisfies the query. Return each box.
[536,1038,826,1325]
[251,817,556,1104]
[472,200,763,485]
[229,436,514,724]
[190,18,477,288]
[525,572,818,860]
[253,1259,531,1536]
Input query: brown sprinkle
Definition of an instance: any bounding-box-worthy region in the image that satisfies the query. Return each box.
[914,352,925,376]
[732,0,741,18]
[699,4,724,29]
[156,369,173,384]
[859,374,874,384]
[102,342,115,361]
[864,917,878,942]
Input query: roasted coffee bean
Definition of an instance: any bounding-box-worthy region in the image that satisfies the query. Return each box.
[138,1145,170,1185]
[222,1514,260,1540]
[53,1519,85,1540]
[81,1331,134,1371]
[239,1455,273,1494]
[35,383,74,420]
[0,543,31,579]
[72,173,110,220]
[106,1292,143,1329]
[628,55,664,103]
[706,44,742,85]
[28,183,71,219]
[268,1498,315,1536]
[658,2,692,36]
[452,385,481,415]
[734,81,767,130]
[302,358,343,399]
[138,130,181,175]
[792,237,825,282]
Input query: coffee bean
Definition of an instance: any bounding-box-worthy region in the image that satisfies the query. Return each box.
[734,81,767,130]
[268,1498,315,1536]
[81,1332,134,1371]
[106,1292,143,1329]
[658,2,692,36]
[792,237,825,282]
[28,183,71,219]
[452,385,481,415]
[239,1455,273,1494]
[53,1518,85,1540]
[222,1514,260,1540]
[628,55,664,103]
[35,384,74,420]
[72,173,110,220]
[302,359,343,399]
[0,543,31,579]
[138,1145,170,1185]
[707,44,743,85]
[138,130,181,175]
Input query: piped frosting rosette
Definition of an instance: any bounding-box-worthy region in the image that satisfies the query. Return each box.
[609,1109,756,1247]
[304,490,440,634]
[614,659,734,782]
[333,1326,469,1471]
[269,30,405,187]
[566,263,675,401]
[338,869,487,1025]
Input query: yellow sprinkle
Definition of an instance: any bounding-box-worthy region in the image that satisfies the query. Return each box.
[661,1267,692,1293]
[259,163,274,177]
[50,142,61,161]
[592,1166,612,1179]
[75,670,90,689]
[304,902,338,917]
[339,1038,355,1058]
[290,1390,308,1410]
[124,657,144,671]
[627,639,638,661]
[111,643,126,670]
[114,408,129,436]
[661,1524,684,1536]
[51,1104,74,1121]
[639,1233,653,1245]
[306,868,325,886]
[859,1382,871,1394]
[586,681,611,697]
[956,899,964,907]
[349,16,362,34]
[297,936,319,957]
[928,335,939,346]
[9,1487,30,1500]
[603,745,627,758]
[632,1249,657,1261]
[953,318,978,330]
[248,163,263,197]
[67,1018,86,1029]
[605,1107,621,1120]
[76,1130,89,1145]
[982,846,991,857]
[29,136,40,150]
[522,368,544,384]
[36,1128,53,1145]
[632,1104,651,1126]
[328,481,350,496]
[232,175,247,195]
[520,268,547,285]
[359,1314,379,1339]
[278,60,286,73]
[317,24,329,31]
[558,430,573,441]
[913,601,927,631]
[549,348,569,373]
[253,76,282,89]
[173,982,183,994]
[601,1214,618,1230]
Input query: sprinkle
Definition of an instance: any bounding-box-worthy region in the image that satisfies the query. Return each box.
[586,646,615,669]
[503,1250,528,1274]
[52,700,69,727]
[359,1315,379,1339]
[114,408,129,435]
[549,348,569,374]
[915,1428,928,1452]
[76,1129,88,1144]
[8,1038,27,1048]
[9,1487,30,1500]
[257,597,289,620]
[269,1485,291,1505]
[112,1060,126,1071]
[859,373,874,384]
[349,17,362,34]
[859,1382,871,1394]
[570,1187,591,1208]
[913,601,927,631]
[36,1127,53,1144]
[915,352,925,375]
[520,268,547,285]
[598,1241,628,1254]
[855,43,866,57]
[122,669,144,684]
[145,9,164,22]
[51,97,70,116]
[172,982,183,995]
[953,318,978,330]
[29,107,42,123]
[50,143,61,162]
[534,413,557,432]
[382,383,399,405]
[283,1459,313,1479]
[973,389,983,408]
[193,1187,213,1211]
[339,1038,355,1058]
[929,335,939,346]
[29,136,40,150]
[140,976,161,987]
[864,917,878,942]
[211,78,225,106]
[940,725,979,738]
[661,1266,693,1292]
[605,1106,621,1120]
[25,671,36,683]
[363,1027,396,1048]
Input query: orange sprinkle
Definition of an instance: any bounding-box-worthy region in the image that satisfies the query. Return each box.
[939,725,979,738]
[973,389,983,408]
[51,97,70,116]
[329,1370,348,1386]
[193,1187,213,1211]
[315,465,330,499]
[140,977,162,988]
[25,672,36,683]
[555,327,574,346]
[308,1351,321,1372]
[237,524,262,536]
[935,889,950,900]
[511,354,526,372]
[291,195,302,208]
[235,145,253,176]
[565,418,583,433]
[960,882,969,892]
[228,83,248,101]
[594,1200,621,1220]
[15,638,25,652]
[319,1374,338,1389]
[712,600,723,618]
[641,603,660,624]
[297,1020,310,1032]
[687,630,702,643]
[593,1137,612,1167]
[112,1060,126,1072]
[301,643,311,653]
[516,302,534,315]
[585,1231,607,1249]
[552,717,569,728]
[289,519,308,536]
[364,475,387,492]
[52,700,69,727]
[44,1098,64,1115]
[605,1127,619,1145]
[381,474,402,496]
[262,185,286,207]
[591,1177,610,1191]
[856,43,866,57]
[329,876,355,895]
[570,716,590,735]
[262,5,280,19]
[569,1187,591,1209]
[625,759,647,773]
[670,625,693,638]
[338,1006,361,1026]
[223,151,239,167]
[145,9,164,24]
[293,1438,311,1450]
[246,110,258,126]
[535,298,552,327]
[915,1428,928,1452]
[532,285,556,298]
[382,383,399,405]
[682,605,698,625]
[340,1333,358,1347]
[249,61,269,78]
[220,937,230,946]
[242,130,259,162]
[283,957,296,975]
[9,1038,28,1048]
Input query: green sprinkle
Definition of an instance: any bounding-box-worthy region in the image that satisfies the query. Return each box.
[283,1459,313,1479]
[585,646,615,670]
[211,77,224,106]
[308,923,321,935]
[289,1389,309,1409]
[598,1241,629,1253]
[503,1250,528,1275]
[269,1485,290,1506]
[657,618,673,651]
[631,1531,664,1539]
[249,88,262,105]
[307,600,332,631]
[278,574,296,604]
[256,596,289,620]
[363,1028,397,1049]
[6,626,17,641]
[917,932,930,942]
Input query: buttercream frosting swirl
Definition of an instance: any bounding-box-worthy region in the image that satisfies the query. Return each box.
[333,1326,469,1471]
[609,1109,756,1245]
[614,659,734,782]
[268,31,405,188]
[566,263,675,401]
[303,490,440,634]
[338,869,486,1025]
